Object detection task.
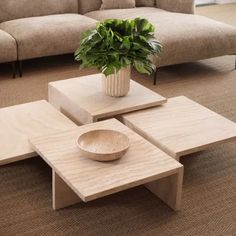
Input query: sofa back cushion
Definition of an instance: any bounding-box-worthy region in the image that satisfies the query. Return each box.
[155,0,195,14]
[0,0,78,22]
[78,0,102,14]
[101,0,136,9]
[77,0,156,14]
[136,0,155,7]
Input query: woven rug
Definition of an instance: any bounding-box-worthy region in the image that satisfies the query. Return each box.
[0,4,236,236]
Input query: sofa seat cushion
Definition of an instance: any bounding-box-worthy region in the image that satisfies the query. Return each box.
[86,7,236,67]
[0,14,97,60]
[0,29,17,63]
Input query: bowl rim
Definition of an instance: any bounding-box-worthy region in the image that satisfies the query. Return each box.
[77,129,130,155]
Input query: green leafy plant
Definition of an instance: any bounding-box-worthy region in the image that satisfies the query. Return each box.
[75,18,162,76]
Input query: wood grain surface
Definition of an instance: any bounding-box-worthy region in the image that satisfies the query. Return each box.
[48,74,167,124]
[53,171,81,210]
[30,119,183,210]
[121,96,236,159]
[0,100,77,165]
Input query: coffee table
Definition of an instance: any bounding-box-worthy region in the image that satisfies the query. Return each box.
[0,100,77,165]
[48,74,167,124]
[121,96,236,160]
[30,119,183,211]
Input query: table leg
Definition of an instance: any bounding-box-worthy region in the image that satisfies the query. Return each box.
[52,170,82,210]
[145,167,183,211]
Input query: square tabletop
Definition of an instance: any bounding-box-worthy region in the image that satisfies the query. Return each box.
[0,100,77,165]
[30,119,182,202]
[121,96,236,159]
[48,74,167,124]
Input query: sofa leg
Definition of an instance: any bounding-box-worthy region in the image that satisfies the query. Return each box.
[153,70,158,85]
[18,60,23,77]
[12,61,17,79]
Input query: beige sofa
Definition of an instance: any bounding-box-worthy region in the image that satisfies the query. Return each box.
[0,0,235,83]
[0,0,96,77]
[85,0,236,84]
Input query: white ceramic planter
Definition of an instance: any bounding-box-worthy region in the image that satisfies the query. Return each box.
[102,66,131,97]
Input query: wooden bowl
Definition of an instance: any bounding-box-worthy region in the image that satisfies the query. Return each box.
[77,129,130,162]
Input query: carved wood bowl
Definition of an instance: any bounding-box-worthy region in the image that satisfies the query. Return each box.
[77,129,130,162]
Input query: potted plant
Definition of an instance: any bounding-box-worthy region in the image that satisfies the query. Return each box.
[75,18,162,97]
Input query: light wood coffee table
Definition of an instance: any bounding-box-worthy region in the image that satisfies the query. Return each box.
[30,119,183,211]
[121,96,236,161]
[48,74,167,124]
[0,100,77,165]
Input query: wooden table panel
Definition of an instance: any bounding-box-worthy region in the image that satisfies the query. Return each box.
[0,100,77,165]
[30,119,183,210]
[121,96,236,160]
[48,74,167,124]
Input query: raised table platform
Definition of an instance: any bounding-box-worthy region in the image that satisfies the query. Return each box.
[48,74,167,124]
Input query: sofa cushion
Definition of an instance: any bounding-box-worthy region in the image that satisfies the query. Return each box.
[156,0,195,14]
[78,0,102,14]
[77,0,155,14]
[0,0,78,22]
[0,14,97,60]
[0,29,17,63]
[86,7,236,67]
[101,0,135,9]
[136,0,155,7]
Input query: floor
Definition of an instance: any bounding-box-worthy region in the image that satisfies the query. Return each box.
[196,2,236,26]
[0,4,236,236]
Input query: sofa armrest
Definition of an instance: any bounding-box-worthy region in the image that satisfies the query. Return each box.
[156,0,195,14]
